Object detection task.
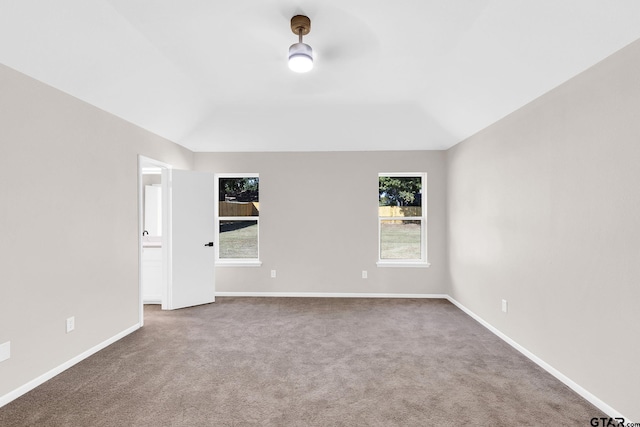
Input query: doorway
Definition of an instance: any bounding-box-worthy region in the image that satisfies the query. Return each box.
[138,155,171,326]
[138,159,217,322]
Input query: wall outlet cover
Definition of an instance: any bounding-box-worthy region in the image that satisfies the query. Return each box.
[501,299,508,313]
[0,341,10,362]
[66,316,75,333]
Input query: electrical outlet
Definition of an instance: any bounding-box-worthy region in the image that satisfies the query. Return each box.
[0,341,10,362]
[66,316,75,333]
[501,299,508,313]
[362,270,368,279]
[270,270,276,278]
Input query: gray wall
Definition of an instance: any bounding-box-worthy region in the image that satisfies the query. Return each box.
[195,151,448,295]
[446,40,640,420]
[0,64,194,398]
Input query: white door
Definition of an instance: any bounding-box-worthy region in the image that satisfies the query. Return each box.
[165,169,215,309]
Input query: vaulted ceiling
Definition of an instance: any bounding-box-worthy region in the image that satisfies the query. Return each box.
[2,1,640,152]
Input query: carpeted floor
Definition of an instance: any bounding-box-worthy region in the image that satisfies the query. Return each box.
[0,298,604,426]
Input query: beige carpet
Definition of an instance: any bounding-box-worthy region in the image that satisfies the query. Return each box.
[0,298,604,426]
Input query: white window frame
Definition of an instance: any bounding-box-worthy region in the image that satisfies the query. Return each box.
[215,173,262,267]
[377,172,430,268]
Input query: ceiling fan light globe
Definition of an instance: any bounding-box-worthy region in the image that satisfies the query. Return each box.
[288,43,313,73]
[289,55,313,73]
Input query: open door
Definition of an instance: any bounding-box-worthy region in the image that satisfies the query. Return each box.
[164,169,215,309]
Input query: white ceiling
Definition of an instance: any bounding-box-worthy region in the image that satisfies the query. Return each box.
[1,1,640,152]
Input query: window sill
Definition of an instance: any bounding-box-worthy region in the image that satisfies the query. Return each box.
[216,260,262,267]
[376,261,431,268]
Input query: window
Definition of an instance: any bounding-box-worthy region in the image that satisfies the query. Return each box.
[216,174,260,266]
[378,173,429,267]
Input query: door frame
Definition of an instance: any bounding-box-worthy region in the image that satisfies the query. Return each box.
[138,155,172,326]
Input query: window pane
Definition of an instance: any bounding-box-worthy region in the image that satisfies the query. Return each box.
[380,220,422,260]
[219,220,258,259]
[219,177,259,217]
[378,176,422,217]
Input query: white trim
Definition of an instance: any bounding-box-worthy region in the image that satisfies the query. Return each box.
[161,168,172,310]
[379,172,425,177]
[377,261,431,268]
[218,216,259,221]
[139,156,172,171]
[216,172,259,178]
[378,216,423,220]
[216,292,447,299]
[446,296,631,423]
[0,323,140,408]
[216,260,263,267]
[141,167,162,175]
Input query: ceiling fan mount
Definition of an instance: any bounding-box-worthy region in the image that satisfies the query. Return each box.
[290,15,311,36]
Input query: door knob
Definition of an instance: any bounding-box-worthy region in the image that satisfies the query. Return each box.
[204,242,214,247]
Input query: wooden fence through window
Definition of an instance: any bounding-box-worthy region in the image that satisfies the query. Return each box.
[219,201,260,216]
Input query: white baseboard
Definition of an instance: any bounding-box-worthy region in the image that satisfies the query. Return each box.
[446,296,630,422]
[0,323,140,408]
[216,292,449,299]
